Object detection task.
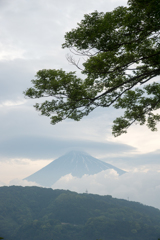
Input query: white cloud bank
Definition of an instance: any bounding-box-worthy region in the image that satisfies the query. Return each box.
[9,178,40,187]
[51,169,160,210]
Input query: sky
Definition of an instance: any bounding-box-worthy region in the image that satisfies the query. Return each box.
[0,0,160,210]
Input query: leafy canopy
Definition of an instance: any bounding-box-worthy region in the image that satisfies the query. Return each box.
[24,0,160,136]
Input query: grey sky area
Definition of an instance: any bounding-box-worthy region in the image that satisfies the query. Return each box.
[0,0,160,210]
[0,135,135,160]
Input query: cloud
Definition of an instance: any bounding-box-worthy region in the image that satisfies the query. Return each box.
[52,169,160,210]
[0,158,51,184]
[101,149,160,168]
[108,120,160,154]
[9,178,41,187]
[0,0,127,62]
[0,181,6,187]
[0,58,67,103]
[0,100,136,162]
[0,134,135,160]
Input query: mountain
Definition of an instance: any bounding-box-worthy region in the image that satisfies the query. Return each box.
[24,151,126,187]
[0,186,160,240]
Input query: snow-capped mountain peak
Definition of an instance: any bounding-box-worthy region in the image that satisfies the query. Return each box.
[24,151,126,187]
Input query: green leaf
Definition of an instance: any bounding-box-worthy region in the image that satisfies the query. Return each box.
[24,0,160,136]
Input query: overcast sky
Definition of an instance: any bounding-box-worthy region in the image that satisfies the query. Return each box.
[0,0,160,210]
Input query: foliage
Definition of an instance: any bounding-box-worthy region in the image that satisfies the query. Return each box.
[24,0,160,136]
[0,186,160,240]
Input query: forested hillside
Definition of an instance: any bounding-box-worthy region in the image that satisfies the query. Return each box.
[0,186,160,240]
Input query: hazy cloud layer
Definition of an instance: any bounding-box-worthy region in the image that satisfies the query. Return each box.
[0,135,135,160]
[102,149,160,168]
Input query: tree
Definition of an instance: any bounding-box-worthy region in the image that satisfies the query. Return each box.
[24,0,160,136]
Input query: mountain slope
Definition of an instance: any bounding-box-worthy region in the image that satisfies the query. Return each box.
[0,186,160,240]
[24,151,126,187]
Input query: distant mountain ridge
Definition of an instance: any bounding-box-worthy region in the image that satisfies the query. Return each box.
[24,151,126,187]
